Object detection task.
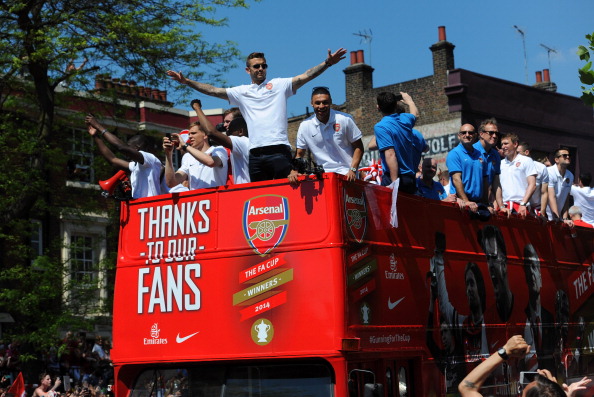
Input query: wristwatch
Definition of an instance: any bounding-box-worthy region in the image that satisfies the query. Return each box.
[350,167,357,172]
[183,143,189,149]
[519,201,528,207]
[497,347,509,360]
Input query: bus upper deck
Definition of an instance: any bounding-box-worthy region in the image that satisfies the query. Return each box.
[111,173,594,396]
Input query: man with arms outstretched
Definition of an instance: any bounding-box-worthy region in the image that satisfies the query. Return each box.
[167,48,347,181]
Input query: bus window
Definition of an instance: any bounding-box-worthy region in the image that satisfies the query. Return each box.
[398,367,408,397]
[386,367,394,397]
[129,361,334,397]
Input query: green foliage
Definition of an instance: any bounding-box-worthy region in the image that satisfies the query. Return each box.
[0,0,252,372]
[577,33,594,106]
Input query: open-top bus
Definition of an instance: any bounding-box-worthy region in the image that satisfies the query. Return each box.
[111,174,594,396]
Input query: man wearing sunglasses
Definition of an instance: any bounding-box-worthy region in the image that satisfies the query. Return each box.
[167,48,347,182]
[546,148,574,221]
[474,118,504,211]
[446,124,488,212]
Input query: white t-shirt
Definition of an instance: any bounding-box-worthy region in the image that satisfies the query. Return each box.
[571,185,594,224]
[128,151,164,199]
[229,135,250,184]
[529,161,549,208]
[226,78,294,149]
[296,110,362,175]
[500,154,537,203]
[179,146,229,190]
[546,165,574,220]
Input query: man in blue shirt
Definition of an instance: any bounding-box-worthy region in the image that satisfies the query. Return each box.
[446,124,487,212]
[473,118,503,210]
[373,92,419,193]
[417,158,450,200]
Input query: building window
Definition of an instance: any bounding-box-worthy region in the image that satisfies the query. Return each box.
[61,213,109,315]
[67,127,94,183]
[70,235,96,284]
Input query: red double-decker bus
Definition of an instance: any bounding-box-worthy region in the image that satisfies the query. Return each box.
[111,174,594,396]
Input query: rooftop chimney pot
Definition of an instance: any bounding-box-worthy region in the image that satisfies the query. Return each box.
[350,51,357,65]
[438,26,446,41]
[543,69,550,82]
[535,71,543,83]
[356,50,364,64]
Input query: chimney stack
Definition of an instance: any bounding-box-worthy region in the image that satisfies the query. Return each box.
[532,69,557,92]
[430,26,455,81]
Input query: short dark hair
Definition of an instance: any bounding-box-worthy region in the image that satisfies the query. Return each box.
[376,92,398,114]
[128,135,152,152]
[464,262,486,314]
[554,147,570,158]
[311,86,331,97]
[478,225,507,258]
[228,116,248,136]
[246,52,265,67]
[478,117,498,132]
[524,374,566,397]
[580,172,592,187]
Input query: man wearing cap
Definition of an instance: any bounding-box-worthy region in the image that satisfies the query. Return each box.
[167,47,347,182]
[288,87,363,185]
[191,100,250,184]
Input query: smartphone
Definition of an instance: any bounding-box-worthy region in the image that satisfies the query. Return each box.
[519,371,538,385]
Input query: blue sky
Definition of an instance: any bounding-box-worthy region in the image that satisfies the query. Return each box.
[172,0,594,121]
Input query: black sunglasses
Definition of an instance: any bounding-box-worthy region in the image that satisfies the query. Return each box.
[251,63,268,70]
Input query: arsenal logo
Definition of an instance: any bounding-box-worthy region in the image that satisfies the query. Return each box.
[334,123,340,132]
[265,83,273,90]
[343,186,368,243]
[243,195,289,255]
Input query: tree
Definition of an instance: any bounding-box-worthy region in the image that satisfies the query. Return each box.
[0,0,249,223]
[577,32,594,106]
[0,0,251,375]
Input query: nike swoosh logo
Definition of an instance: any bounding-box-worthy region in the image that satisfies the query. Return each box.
[176,331,200,343]
[387,297,405,310]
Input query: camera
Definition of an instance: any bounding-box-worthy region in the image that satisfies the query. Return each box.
[293,158,324,180]
[215,122,226,133]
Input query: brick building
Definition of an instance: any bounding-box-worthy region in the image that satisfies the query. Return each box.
[289,26,594,176]
[1,76,225,341]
